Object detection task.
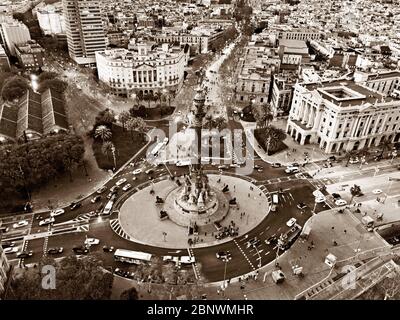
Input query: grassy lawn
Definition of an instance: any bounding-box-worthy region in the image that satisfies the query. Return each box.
[92,125,147,171]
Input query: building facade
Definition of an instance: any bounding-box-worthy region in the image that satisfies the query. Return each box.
[235,45,280,106]
[0,43,10,71]
[0,224,10,299]
[270,72,296,118]
[62,0,106,66]
[37,3,66,35]
[0,20,31,56]
[15,40,44,71]
[96,42,189,97]
[286,79,400,154]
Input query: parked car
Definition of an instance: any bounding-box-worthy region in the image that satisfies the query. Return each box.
[47,247,64,255]
[91,195,102,203]
[109,185,119,193]
[1,241,15,248]
[116,178,127,186]
[96,186,107,194]
[50,208,65,217]
[4,247,18,254]
[332,193,341,199]
[39,217,55,226]
[271,163,281,168]
[16,250,33,258]
[286,218,297,227]
[349,157,359,164]
[132,168,142,175]
[13,220,28,229]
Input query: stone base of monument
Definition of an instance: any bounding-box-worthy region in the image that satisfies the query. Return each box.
[164,184,230,227]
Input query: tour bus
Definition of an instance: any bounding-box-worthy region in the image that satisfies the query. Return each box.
[114,249,152,264]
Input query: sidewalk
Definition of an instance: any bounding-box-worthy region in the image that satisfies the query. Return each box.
[202,208,387,300]
[241,119,328,166]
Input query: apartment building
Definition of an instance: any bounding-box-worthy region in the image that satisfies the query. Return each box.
[62,0,106,66]
[0,19,31,56]
[15,40,45,71]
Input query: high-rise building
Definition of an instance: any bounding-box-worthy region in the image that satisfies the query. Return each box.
[62,0,106,66]
[37,3,66,35]
[0,19,31,56]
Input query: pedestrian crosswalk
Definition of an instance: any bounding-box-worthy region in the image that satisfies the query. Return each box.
[73,213,92,223]
[77,224,89,232]
[234,239,256,271]
[110,219,131,240]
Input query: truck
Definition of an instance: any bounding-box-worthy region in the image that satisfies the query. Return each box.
[361,216,374,232]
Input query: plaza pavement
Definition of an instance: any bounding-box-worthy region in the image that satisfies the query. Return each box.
[118,174,270,249]
[202,208,389,300]
[241,118,328,166]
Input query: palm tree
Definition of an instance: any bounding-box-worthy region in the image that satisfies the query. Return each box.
[349,184,362,204]
[95,125,112,142]
[213,116,227,131]
[102,141,116,169]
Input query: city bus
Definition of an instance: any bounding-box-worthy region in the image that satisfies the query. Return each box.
[114,249,152,264]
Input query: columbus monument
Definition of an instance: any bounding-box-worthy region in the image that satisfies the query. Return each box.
[164,87,229,227]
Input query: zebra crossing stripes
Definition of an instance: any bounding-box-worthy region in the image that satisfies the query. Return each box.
[110,219,131,240]
[233,239,256,271]
[77,224,89,232]
[73,213,91,222]
[187,248,201,280]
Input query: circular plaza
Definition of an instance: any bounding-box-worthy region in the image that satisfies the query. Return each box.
[117,174,271,249]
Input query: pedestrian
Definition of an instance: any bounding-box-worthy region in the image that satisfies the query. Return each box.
[344,230,347,234]
[248,193,250,198]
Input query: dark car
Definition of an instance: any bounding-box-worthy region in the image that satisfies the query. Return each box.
[265,235,278,245]
[328,156,336,161]
[102,245,114,252]
[17,250,33,259]
[216,251,232,261]
[70,202,82,210]
[91,195,102,203]
[291,162,300,167]
[0,226,9,233]
[297,202,307,210]
[72,246,89,254]
[47,247,64,255]
[332,193,341,199]
[1,241,15,248]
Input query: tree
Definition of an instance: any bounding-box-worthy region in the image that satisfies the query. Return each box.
[102,141,116,168]
[126,117,146,142]
[38,71,57,83]
[120,287,139,300]
[379,139,392,158]
[38,78,68,93]
[119,111,131,131]
[213,116,227,131]
[349,184,362,204]
[254,126,286,155]
[94,109,116,128]
[95,125,112,142]
[6,255,114,300]
[1,76,29,101]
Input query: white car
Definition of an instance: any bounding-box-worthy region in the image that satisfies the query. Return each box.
[84,238,100,246]
[122,183,132,192]
[13,220,29,229]
[315,196,326,203]
[132,168,142,175]
[4,247,18,254]
[50,208,65,217]
[286,218,297,227]
[39,217,55,226]
[349,157,359,164]
[372,189,382,195]
[116,178,127,186]
[285,166,299,174]
[335,199,347,206]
